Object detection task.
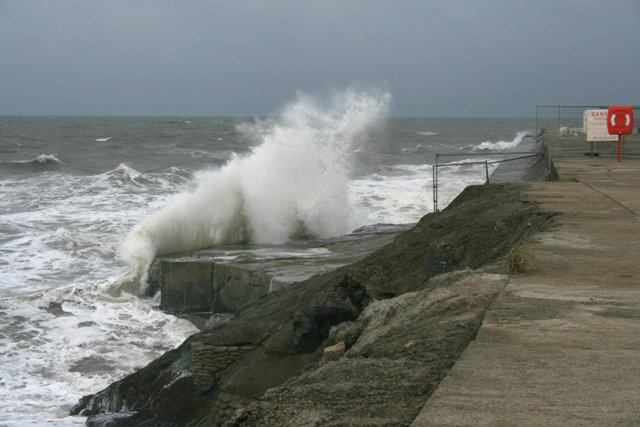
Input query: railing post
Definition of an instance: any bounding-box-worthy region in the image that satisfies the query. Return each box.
[433,154,439,212]
[485,161,489,184]
[546,151,551,180]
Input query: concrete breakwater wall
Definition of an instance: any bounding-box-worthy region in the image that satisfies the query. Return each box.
[146,224,410,316]
[147,258,271,314]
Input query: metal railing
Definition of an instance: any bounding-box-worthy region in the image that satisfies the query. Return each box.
[536,105,640,146]
[432,151,548,212]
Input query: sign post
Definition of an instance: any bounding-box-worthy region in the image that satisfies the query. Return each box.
[606,106,634,162]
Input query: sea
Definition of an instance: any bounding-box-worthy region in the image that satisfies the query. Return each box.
[0,91,535,426]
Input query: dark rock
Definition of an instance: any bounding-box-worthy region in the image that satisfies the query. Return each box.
[237,272,508,426]
[77,321,98,328]
[292,290,362,353]
[69,356,114,374]
[71,337,212,425]
[346,183,554,300]
[43,301,72,317]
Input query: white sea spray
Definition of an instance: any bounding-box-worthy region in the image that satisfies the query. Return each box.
[120,90,391,289]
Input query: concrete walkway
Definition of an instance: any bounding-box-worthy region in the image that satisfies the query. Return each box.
[412,157,640,426]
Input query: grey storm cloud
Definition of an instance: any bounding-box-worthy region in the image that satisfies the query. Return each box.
[1,0,638,116]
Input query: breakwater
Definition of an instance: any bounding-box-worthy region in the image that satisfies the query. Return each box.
[71,181,555,426]
[146,224,409,320]
[70,137,558,425]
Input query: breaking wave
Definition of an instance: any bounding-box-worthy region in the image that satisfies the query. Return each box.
[120,89,390,288]
[0,154,63,174]
[21,154,63,164]
[473,131,528,151]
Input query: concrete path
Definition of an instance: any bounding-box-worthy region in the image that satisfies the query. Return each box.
[412,157,640,426]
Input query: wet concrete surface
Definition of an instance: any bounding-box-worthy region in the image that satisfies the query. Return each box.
[412,151,640,426]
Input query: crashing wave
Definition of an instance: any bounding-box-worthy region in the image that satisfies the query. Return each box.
[120,89,391,290]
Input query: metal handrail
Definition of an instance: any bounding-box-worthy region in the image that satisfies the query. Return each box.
[432,151,547,212]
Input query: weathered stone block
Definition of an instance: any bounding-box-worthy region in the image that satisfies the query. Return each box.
[157,259,214,314]
[212,263,272,313]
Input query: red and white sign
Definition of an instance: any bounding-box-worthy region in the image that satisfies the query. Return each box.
[584,110,617,142]
[607,106,634,135]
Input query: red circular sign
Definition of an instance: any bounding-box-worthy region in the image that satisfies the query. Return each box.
[607,106,634,135]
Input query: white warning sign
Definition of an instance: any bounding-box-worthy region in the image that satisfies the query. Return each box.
[583,110,618,142]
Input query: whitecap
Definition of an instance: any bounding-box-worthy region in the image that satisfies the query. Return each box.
[11,154,63,165]
[474,131,528,151]
[401,144,427,153]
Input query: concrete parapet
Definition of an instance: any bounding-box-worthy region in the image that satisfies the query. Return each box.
[147,225,407,316]
[147,257,273,315]
[148,258,215,314]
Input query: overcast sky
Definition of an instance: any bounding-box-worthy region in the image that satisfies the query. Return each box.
[1,0,638,117]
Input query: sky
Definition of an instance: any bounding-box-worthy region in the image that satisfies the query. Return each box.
[1,0,639,117]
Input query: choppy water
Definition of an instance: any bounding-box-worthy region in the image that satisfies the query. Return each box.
[0,90,534,425]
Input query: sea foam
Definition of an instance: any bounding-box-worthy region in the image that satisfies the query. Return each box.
[121,89,390,288]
